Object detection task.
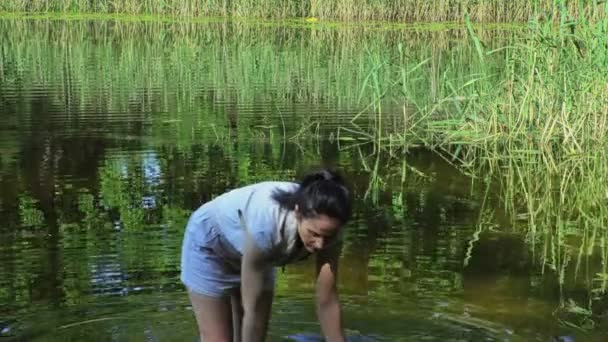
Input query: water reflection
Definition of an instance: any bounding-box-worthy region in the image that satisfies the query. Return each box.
[0,17,604,341]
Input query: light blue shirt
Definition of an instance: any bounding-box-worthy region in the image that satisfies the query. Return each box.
[195,181,310,266]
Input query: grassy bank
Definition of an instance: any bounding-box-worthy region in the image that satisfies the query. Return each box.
[1,0,606,22]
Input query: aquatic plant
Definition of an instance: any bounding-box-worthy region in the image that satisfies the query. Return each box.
[1,0,606,23]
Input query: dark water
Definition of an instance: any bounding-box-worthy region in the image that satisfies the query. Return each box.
[0,18,604,341]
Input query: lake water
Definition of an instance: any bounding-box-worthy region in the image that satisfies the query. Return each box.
[0,17,605,341]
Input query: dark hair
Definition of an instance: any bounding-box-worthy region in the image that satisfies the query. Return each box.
[272,169,352,224]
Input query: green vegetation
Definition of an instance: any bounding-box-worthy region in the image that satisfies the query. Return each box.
[0,17,518,158]
[349,9,608,331]
[345,12,608,152]
[1,0,606,23]
[1,4,608,338]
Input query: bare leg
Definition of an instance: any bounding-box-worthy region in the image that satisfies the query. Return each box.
[188,289,233,342]
[231,291,243,342]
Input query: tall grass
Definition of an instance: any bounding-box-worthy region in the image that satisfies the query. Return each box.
[1,0,606,23]
[421,11,607,329]
[348,7,608,155]
[325,5,608,329]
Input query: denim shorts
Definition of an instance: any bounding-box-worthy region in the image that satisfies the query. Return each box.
[179,208,276,298]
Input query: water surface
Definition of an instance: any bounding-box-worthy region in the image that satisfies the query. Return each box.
[0,18,604,341]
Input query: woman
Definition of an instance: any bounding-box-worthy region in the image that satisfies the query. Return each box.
[180,169,352,342]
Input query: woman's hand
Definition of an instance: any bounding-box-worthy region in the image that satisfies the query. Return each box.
[315,244,345,342]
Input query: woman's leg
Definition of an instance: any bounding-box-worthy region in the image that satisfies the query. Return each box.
[231,291,243,342]
[188,289,233,342]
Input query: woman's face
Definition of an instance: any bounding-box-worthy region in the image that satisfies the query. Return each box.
[295,206,342,253]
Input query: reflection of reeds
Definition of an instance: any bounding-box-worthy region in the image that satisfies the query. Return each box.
[468,145,608,331]
[0,18,513,155]
[1,0,606,23]
[0,19,448,105]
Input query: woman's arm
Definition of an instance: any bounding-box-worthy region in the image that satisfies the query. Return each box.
[241,233,274,342]
[315,244,345,342]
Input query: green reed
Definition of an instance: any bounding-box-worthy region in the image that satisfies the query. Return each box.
[457,13,607,330]
[1,0,606,23]
[339,6,608,330]
[350,6,608,154]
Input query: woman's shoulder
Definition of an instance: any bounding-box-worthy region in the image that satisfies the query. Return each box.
[254,180,299,195]
[249,180,299,191]
[208,180,298,220]
[217,181,297,200]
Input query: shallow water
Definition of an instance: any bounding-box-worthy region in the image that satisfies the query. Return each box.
[0,17,605,341]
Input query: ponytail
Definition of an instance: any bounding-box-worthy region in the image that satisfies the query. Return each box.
[272,168,352,224]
